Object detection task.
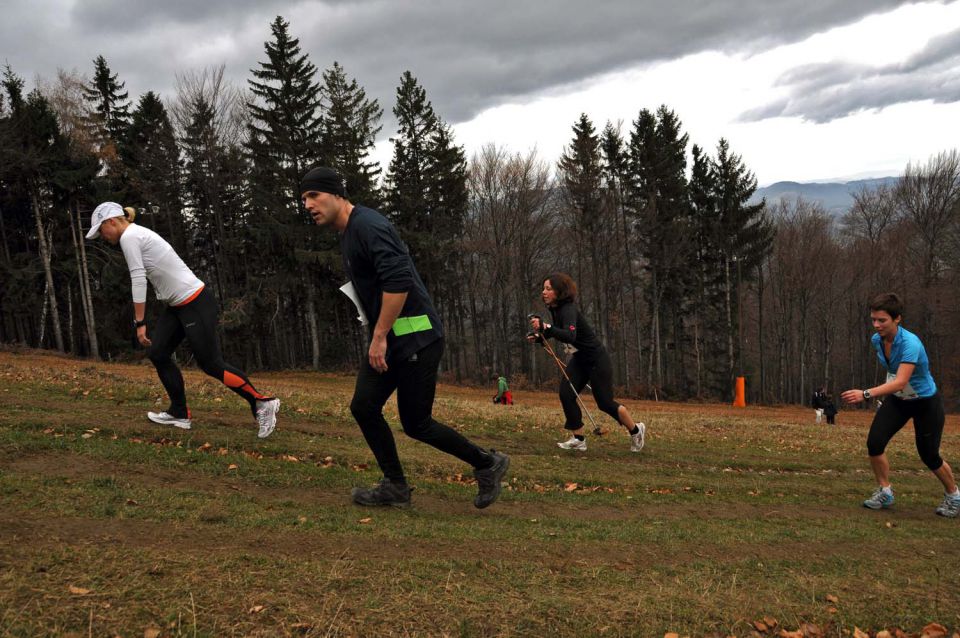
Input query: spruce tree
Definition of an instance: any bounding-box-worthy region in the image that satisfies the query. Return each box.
[713,138,775,386]
[423,120,468,311]
[385,71,437,233]
[3,81,73,352]
[246,16,334,369]
[384,71,468,305]
[247,15,323,211]
[600,120,641,387]
[319,61,382,207]
[83,55,131,187]
[124,92,184,251]
[688,143,725,395]
[558,113,607,332]
[626,106,693,395]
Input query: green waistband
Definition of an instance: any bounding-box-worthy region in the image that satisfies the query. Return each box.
[392,314,433,337]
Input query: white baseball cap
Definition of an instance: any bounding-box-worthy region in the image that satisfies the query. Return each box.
[86,202,125,239]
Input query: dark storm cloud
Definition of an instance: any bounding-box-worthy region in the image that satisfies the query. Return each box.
[1,0,944,127]
[69,0,296,29]
[740,25,960,123]
[294,0,929,123]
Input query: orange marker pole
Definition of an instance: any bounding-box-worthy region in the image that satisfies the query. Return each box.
[733,376,746,408]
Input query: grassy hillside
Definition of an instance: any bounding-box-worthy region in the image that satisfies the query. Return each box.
[0,349,957,637]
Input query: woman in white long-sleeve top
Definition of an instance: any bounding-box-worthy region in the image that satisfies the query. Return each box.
[87,202,280,438]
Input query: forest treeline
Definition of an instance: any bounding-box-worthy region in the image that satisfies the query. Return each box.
[2,16,960,407]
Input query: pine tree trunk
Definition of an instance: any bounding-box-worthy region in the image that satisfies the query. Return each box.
[694,320,702,399]
[619,290,629,390]
[615,189,642,391]
[15,315,27,345]
[33,192,64,352]
[306,279,320,369]
[757,261,765,404]
[0,202,11,264]
[69,203,99,359]
[647,274,662,399]
[39,280,49,347]
[67,282,76,354]
[724,256,734,392]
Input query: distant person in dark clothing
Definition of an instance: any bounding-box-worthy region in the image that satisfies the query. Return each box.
[301,166,509,510]
[528,272,645,453]
[824,393,837,426]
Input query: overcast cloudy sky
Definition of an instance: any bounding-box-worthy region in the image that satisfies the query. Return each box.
[4,0,959,184]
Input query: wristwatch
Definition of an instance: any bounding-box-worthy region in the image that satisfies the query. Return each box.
[863,389,872,400]
[133,319,146,328]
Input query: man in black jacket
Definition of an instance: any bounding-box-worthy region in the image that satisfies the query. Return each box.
[300,167,509,509]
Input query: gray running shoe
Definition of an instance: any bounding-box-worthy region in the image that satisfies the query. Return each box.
[630,422,646,452]
[935,492,960,518]
[147,411,192,430]
[351,478,412,508]
[474,450,510,509]
[863,487,894,510]
[557,436,587,451]
[255,398,280,438]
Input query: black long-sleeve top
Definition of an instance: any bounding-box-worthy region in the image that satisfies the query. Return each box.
[543,299,604,361]
[340,205,442,363]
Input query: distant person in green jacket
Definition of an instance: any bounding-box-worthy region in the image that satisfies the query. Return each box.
[493,374,513,405]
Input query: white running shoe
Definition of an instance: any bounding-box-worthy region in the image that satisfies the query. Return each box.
[630,422,646,452]
[557,436,587,451]
[147,411,192,429]
[935,492,960,518]
[256,398,280,439]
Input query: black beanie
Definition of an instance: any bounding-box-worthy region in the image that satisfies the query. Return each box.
[300,167,347,197]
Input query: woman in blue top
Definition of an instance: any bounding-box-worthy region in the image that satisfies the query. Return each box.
[841,293,959,518]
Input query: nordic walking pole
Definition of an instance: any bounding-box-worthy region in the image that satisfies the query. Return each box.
[529,315,606,436]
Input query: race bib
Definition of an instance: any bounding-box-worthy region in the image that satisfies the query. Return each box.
[887,372,919,400]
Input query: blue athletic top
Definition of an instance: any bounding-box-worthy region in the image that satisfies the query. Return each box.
[871,325,936,399]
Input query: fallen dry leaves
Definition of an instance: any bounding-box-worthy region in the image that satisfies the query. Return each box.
[68,585,90,596]
[753,620,770,632]
[921,623,948,638]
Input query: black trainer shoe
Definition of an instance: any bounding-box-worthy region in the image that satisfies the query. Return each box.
[473,450,510,509]
[351,478,412,508]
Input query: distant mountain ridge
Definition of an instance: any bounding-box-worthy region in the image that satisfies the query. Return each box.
[750,176,900,215]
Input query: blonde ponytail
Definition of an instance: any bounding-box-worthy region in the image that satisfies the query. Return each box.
[123,206,137,222]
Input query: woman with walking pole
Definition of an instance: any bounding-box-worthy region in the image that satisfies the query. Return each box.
[528,272,645,452]
[840,292,959,517]
[87,202,280,437]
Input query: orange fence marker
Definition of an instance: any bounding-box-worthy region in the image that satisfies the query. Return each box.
[733,376,746,407]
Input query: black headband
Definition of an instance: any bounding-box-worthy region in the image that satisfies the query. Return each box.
[300,167,346,197]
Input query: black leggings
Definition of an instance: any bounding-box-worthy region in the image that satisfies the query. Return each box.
[559,350,622,430]
[867,393,945,471]
[147,287,270,419]
[349,337,490,483]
